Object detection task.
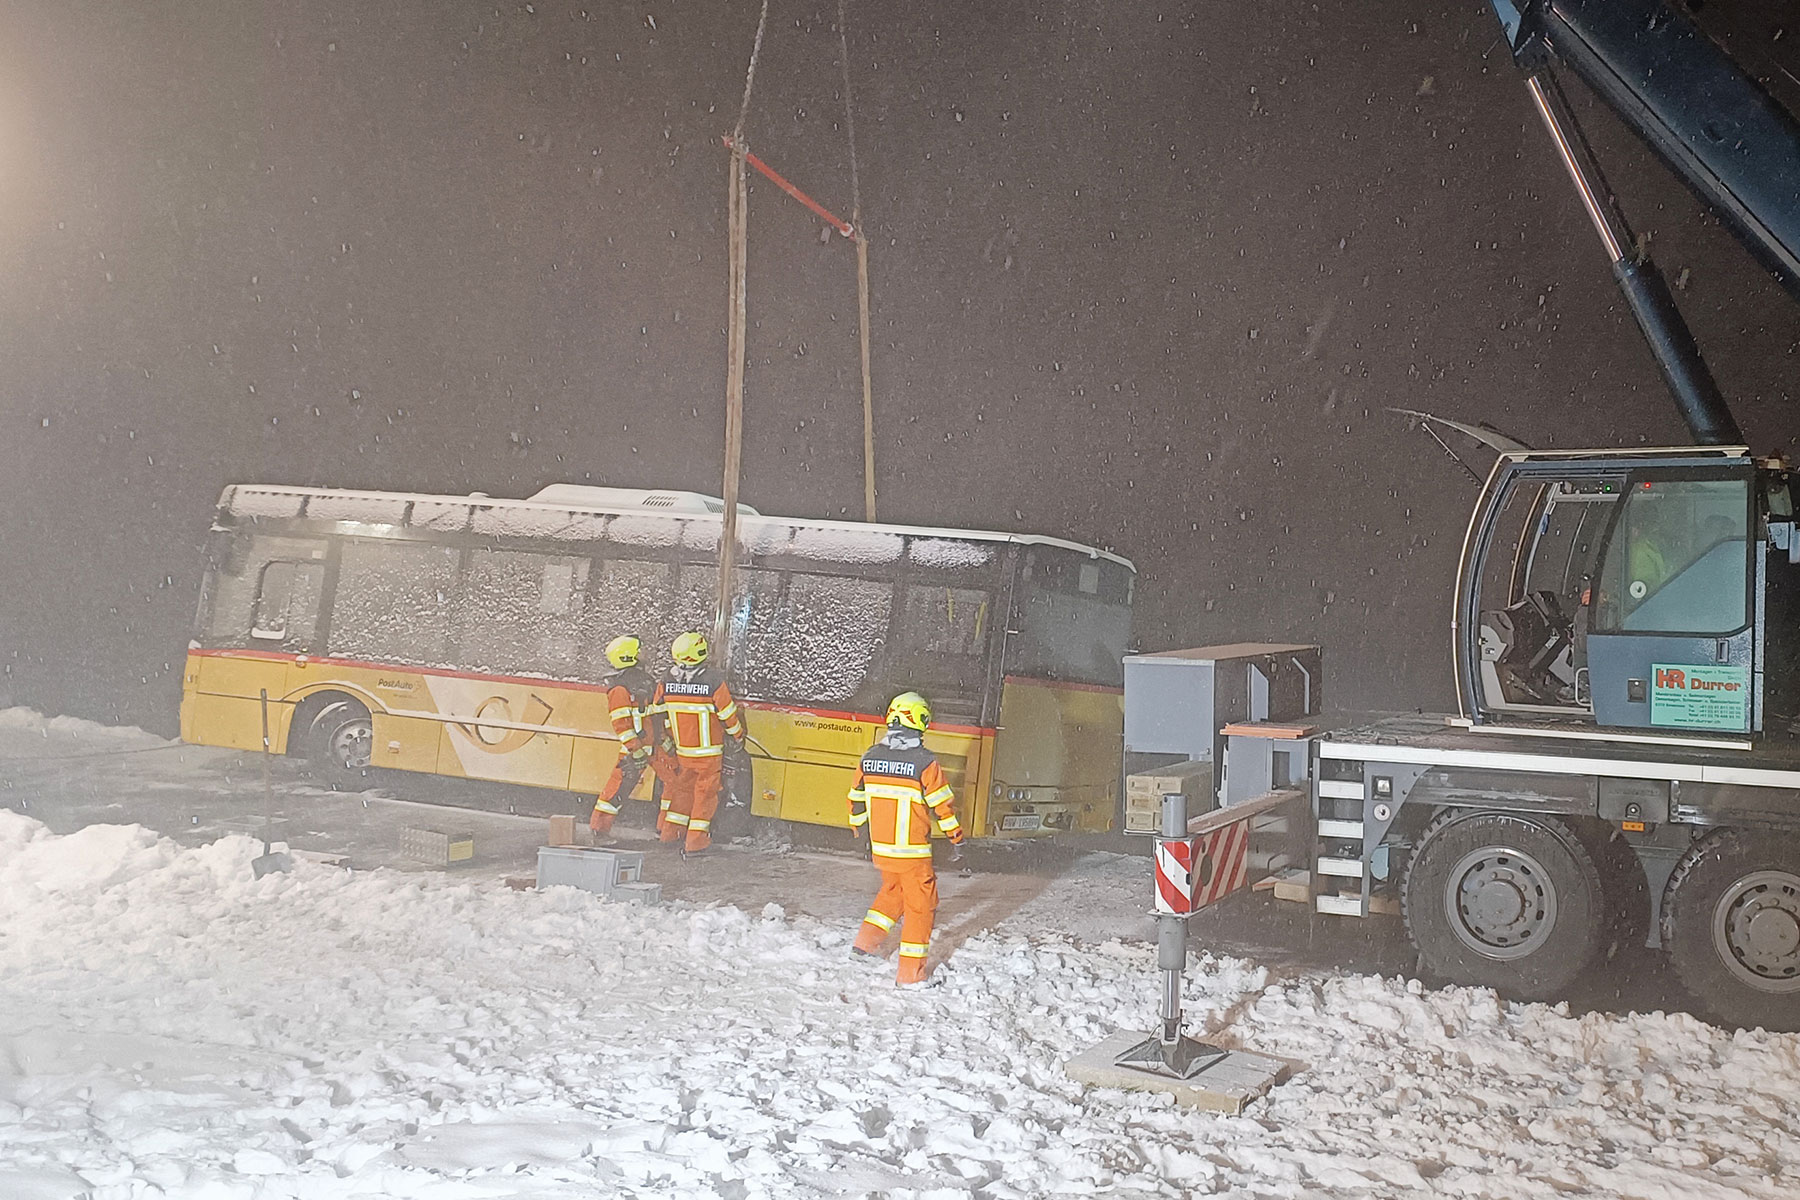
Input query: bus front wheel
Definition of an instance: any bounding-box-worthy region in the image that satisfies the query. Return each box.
[1402,809,1603,1001]
[1663,829,1800,1032]
[306,698,373,783]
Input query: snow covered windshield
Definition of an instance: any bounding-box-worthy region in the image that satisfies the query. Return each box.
[1006,548,1132,688]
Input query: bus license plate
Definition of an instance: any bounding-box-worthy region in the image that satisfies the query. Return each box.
[1001,814,1042,832]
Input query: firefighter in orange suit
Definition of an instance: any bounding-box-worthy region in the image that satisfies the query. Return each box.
[848,691,966,988]
[589,635,673,840]
[653,631,743,855]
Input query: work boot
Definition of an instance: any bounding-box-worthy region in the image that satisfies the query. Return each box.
[895,975,942,991]
[850,946,881,963]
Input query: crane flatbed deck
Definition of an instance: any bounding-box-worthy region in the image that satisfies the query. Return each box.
[1315,713,1800,791]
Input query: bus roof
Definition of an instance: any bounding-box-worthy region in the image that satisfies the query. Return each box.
[216,483,1137,573]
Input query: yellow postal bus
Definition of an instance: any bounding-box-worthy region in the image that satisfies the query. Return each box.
[179,483,1133,838]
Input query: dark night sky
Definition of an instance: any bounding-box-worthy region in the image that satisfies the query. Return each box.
[2,0,1797,733]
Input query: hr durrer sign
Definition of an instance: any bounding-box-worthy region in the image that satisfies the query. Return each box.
[1650,663,1750,731]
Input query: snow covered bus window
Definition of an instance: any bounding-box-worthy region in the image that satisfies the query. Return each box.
[453,549,591,678]
[669,564,721,643]
[329,540,460,666]
[586,559,677,673]
[203,535,327,649]
[779,574,892,704]
[1008,550,1132,687]
[731,572,892,705]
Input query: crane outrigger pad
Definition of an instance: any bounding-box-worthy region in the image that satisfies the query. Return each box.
[1067,1030,1290,1115]
[1112,1031,1227,1079]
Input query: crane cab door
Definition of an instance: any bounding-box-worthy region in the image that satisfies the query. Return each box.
[1457,450,1761,736]
[1585,469,1759,734]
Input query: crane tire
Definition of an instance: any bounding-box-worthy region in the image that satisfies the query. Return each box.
[1402,809,1603,1001]
[1663,829,1800,1033]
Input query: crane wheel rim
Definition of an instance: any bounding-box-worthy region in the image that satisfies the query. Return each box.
[1711,869,1800,994]
[1444,844,1559,961]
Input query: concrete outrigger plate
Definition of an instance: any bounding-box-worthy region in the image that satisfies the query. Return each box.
[1066,1030,1292,1115]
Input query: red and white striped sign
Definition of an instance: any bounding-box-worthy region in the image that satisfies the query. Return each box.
[1192,820,1251,909]
[1154,838,1199,915]
[1153,821,1253,916]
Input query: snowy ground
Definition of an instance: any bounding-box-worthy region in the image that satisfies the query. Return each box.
[3,709,1798,1198]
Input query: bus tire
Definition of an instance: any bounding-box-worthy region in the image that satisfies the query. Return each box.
[1663,829,1800,1032]
[306,697,373,783]
[1402,809,1603,1001]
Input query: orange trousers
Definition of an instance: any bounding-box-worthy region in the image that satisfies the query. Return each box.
[591,750,676,834]
[853,858,940,984]
[659,754,721,852]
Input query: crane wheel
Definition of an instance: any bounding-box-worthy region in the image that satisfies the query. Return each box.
[1663,829,1800,1032]
[1402,809,1603,1001]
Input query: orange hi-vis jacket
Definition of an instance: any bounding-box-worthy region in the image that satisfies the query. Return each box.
[604,666,654,756]
[654,666,743,758]
[847,729,964,861]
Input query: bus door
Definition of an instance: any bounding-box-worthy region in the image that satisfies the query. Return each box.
[185,534,329,750]
[988,548,1131,837]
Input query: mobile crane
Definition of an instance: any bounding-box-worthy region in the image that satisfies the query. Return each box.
[1274,1,1800,1029]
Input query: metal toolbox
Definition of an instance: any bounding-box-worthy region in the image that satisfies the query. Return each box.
[535,846,646,895]
[400,827,474,866]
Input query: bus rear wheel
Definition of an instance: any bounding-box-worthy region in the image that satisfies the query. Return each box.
[306,698,373,783]
[1402,809,1603,1001]
[1663,829,1800,1032]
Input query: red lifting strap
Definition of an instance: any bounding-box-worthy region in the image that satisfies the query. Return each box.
[720,135,855,239]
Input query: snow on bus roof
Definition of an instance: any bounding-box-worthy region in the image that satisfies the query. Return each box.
[218,484,1136,571]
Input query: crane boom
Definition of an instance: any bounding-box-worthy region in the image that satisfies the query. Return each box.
[1492,0,1800,296]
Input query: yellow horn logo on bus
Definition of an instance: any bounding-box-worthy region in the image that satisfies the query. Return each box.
[453,693,554,754]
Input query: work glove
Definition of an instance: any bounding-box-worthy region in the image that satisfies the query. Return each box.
[629,746,651,763]
[948,840,971,875]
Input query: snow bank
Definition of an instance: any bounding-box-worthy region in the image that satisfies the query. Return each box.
[1,813,1795,1199]
[0,707,164,746]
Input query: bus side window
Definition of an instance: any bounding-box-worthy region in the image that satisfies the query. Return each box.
[330,540,459,664]
[454,548,590,677]
[586,559,678,673]
[730,572,891,705]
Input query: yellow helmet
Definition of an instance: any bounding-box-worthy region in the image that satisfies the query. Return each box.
[886,691,932,732]
[671,631,709,666]
[605,634,640,670]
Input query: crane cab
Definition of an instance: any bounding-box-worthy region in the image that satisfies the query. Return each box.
[1454,446,1800,740]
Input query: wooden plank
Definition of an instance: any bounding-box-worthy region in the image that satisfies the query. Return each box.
[1271,869,1312,903]
[1220,721,1320,740]
[1185,788,1303,837]
[1065,1030,1296,1115]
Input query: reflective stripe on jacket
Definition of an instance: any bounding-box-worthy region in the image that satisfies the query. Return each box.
[603,666,654,755]
[654,667,743,758]
[847,729,963,861]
